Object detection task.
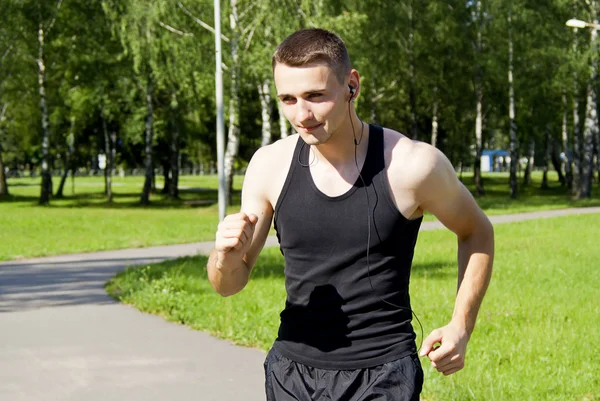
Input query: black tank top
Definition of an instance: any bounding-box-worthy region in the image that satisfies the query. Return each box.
[272,125,423,370]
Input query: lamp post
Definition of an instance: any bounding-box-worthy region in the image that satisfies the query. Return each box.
[214,0,226,221]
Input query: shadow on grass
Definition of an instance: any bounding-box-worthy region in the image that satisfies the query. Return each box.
[411,261,454,279]
[1,189,242,210]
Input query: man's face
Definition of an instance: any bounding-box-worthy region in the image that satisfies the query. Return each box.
[274,62,348,146]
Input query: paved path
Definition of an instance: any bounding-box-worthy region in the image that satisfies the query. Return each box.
[1,207,599,401]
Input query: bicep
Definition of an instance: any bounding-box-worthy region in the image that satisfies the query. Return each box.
[418,153,488,240]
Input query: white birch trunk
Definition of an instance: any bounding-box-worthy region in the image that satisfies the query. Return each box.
[474,0,484,196]
[572,27,582,198]
[562,90,573,188]
[38,23,52,204]
[140,73,154,205]
[259,79,272,147]
[223,0,240,205]
[101,100,112,202]
[523,138,534,186]
[277,100,289,139]
[508,11,518,199]
[408,2,418,140]
[580,19,598,198]
[169,92,180,199]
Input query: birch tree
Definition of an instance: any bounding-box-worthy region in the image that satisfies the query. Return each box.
[103,0,164,205]
[579,1,599,199]
[474,0,486,196]
[507,7,518,199]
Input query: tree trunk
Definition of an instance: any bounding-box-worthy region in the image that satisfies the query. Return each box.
[596,107,600,184]
[162,160,171,194]
[408,2,418,141]
[224,0,241,206]
[169,92,180,199]
[550,139,566,186]
[277,99,289,139]
[38,23,52,205]
[572,30,582,198]
[474,0,484,196]
[562,90,573,188]
[0,141,7,197]
[431,85,439,148]
[259,79,272,147]
[541,126,551,189]
[508,11,518,199]
[101,103,112,202]
[0,104,8,196]
[140,73,154,205]
[579,22,598,199]
[55,119,75,198]
[523,138,534,186]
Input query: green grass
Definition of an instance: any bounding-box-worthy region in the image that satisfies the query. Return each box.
[1,171,599,260]
[106,214,600,400]
[0,175,243,260]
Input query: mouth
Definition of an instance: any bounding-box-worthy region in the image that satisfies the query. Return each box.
[298,124,323,132]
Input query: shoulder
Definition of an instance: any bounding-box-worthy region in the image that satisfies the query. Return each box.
[382,127,454,193]
[243,134,300,203]
[246,134,299,176]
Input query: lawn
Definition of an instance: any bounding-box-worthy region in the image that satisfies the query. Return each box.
[1,171,599,261]
[0,175,242,260]
[106,213,600,401]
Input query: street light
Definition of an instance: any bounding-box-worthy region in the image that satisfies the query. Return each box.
[214,0,226,222]
[566,18,600,29]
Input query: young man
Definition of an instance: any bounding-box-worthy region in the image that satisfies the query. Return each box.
[207,28,494,400]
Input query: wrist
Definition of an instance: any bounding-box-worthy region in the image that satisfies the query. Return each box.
[449,317,473,338]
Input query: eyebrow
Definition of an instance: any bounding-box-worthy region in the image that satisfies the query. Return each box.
[277,89,327,99]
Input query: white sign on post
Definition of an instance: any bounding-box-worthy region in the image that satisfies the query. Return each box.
[98,154,107,170]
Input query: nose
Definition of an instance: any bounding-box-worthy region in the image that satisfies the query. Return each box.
[295,99,313,123]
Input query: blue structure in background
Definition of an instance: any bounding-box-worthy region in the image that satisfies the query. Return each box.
[481,149,510,172]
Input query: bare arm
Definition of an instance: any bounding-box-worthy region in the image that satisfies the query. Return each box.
[207,147,274,297]
[411,145,494,375]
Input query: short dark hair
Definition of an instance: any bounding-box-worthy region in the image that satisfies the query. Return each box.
[272,28,352,83]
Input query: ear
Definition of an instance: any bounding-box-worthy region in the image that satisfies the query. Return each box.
[347,69,361,102]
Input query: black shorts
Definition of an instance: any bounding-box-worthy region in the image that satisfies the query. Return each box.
[264,348,423,401]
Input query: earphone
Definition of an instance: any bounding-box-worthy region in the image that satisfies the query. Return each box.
[348,97,425,353]
[296,82,424,353]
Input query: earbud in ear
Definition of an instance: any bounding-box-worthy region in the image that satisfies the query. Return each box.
[348,85,355,102]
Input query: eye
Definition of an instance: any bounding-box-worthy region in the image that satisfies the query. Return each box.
[307,93,322,99]
[281,96,295,104]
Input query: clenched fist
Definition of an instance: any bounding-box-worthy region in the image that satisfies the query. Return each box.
[215,212,259,256]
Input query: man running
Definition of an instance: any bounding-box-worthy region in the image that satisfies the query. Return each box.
[207,28,494,401]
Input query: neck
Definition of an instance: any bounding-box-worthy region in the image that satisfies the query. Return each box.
[312,111,368,167]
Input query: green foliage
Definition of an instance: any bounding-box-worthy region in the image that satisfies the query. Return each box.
[1,0,600,195]
[106,214,600,400]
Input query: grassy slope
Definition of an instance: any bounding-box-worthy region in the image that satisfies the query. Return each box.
[106,214,600,401]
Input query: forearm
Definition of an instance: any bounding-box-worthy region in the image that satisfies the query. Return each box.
[207,248,251,297]
[452,220,494,335]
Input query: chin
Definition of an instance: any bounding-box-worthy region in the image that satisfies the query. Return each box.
[300,134,330,146]
[298,129,333,146]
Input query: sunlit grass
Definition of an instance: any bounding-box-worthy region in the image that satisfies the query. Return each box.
[2,171,599,260]
[106,213,600,400]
